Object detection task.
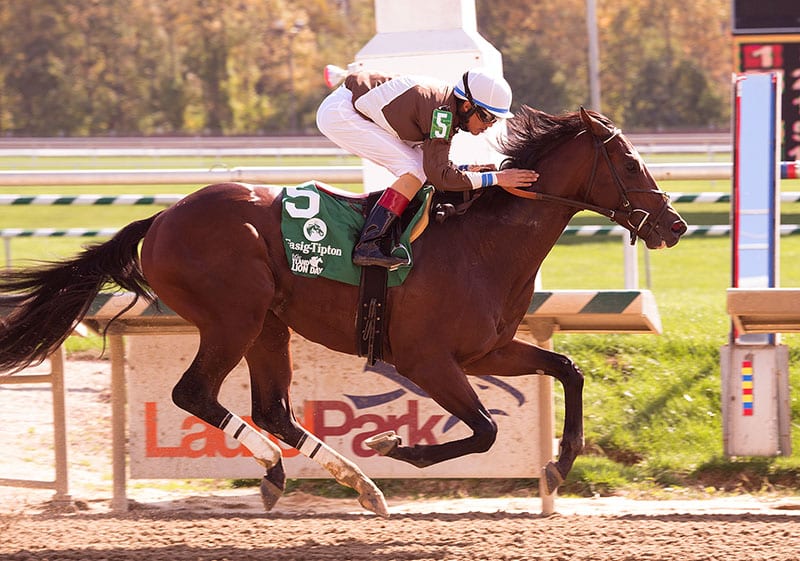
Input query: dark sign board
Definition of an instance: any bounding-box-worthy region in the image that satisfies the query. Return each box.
[736,37,800,160]
[733,0,800,35]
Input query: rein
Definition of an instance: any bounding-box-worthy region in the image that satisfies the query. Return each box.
[501,127,671,245]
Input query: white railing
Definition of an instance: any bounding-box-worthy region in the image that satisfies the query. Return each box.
[0,133,731,158]
[0,162,741,186]
[0,166,363,186]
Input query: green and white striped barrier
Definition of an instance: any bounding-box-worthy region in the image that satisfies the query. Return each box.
[4,191,800,240]
[528,290,649,315]
[87,292,170,318]
[79,289,662,339]
[524,289,661,338]
[1,228,121,238]
[0,194,183,206]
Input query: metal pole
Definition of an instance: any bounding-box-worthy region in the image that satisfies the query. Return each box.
[282,19,304,134]
[624,233,639,289]
[50,346,72,507]
[538,337,556,515]
[288,33,297,133]
[110,334,128,511]
[586,0,601,111]
[588,0,635,287]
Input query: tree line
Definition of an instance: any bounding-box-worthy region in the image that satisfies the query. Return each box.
[0,0,732,136]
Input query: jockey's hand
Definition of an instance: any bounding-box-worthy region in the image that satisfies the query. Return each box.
[495,168,539,188]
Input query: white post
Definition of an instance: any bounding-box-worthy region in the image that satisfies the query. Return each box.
[110,334,128,511]
[537,339,556,515]
[50,346,72,507]
[623,234,639,289]
[351,0,505,192]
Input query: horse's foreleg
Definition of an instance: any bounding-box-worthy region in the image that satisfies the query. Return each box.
[366,360,498,468]
[463,338,585,494]
[245,315,388,517]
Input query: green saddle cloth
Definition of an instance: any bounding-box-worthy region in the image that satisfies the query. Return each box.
[281,181,433,287]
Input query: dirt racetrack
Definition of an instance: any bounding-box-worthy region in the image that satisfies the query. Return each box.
[2,358,800,561]
[2,507,800,561]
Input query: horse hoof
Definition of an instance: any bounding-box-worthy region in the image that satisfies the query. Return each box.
[364,431,401,456]
[260,478,284,511]
[260,462,286,511]
[543,461,564,495]
[357,485,390,518]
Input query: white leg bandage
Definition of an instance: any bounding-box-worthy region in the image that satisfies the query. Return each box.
[220,412,281,469]
[296,432,365,482]
[295,429,389,517]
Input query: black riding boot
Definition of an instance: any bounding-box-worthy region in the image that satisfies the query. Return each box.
[353,204,407,270]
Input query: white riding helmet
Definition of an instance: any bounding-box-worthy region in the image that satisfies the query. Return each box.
[454,69,513,119]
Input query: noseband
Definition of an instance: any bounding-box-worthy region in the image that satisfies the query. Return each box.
[501,127,671,245]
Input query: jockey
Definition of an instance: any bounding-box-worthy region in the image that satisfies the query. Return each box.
[316,68,540,270]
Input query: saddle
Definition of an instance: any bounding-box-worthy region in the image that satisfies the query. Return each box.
[281,181,433,365]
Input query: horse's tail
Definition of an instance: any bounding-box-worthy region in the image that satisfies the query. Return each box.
[0,213,161,374]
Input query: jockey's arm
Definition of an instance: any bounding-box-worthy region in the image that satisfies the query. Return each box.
[423,138,539,191]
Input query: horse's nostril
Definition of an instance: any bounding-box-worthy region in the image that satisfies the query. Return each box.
[671,220,687,235]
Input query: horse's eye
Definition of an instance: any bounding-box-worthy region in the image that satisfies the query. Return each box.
[624,152,641,174]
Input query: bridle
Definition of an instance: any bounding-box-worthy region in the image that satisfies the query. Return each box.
[501,126,672,245]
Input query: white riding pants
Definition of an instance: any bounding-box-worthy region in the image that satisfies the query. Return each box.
[316,85,427,184]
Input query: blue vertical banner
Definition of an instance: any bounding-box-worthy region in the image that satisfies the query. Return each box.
[732,72,781,344]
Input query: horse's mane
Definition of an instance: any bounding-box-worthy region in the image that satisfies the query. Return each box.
[436,106,616,215]
[498,106,611,170]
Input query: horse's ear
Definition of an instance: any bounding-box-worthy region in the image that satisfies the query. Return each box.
[580,106,610,138]
[579,106,592,127]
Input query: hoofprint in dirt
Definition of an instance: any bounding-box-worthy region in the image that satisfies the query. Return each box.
[2,358,800,561]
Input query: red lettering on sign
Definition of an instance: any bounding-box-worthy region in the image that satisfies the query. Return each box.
[305,399,444,458]
[144,402,299,458]
[308,400,354,439]
[143,400,444,460]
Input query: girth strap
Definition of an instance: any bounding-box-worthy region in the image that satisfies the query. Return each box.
[356,265,388,365]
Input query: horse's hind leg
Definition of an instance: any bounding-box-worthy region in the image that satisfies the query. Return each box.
[164,290,284,482]
[245,312,388,517]
[143,207,287,484]
[170,327,284,475]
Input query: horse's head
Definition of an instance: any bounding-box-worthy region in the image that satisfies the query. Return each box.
[499,106,687,250]
[576,107,687,249]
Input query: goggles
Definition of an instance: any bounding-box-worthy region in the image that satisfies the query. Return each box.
[461,71,498,125]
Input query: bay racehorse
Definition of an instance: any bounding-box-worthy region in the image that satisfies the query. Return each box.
[0,107,686,516]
